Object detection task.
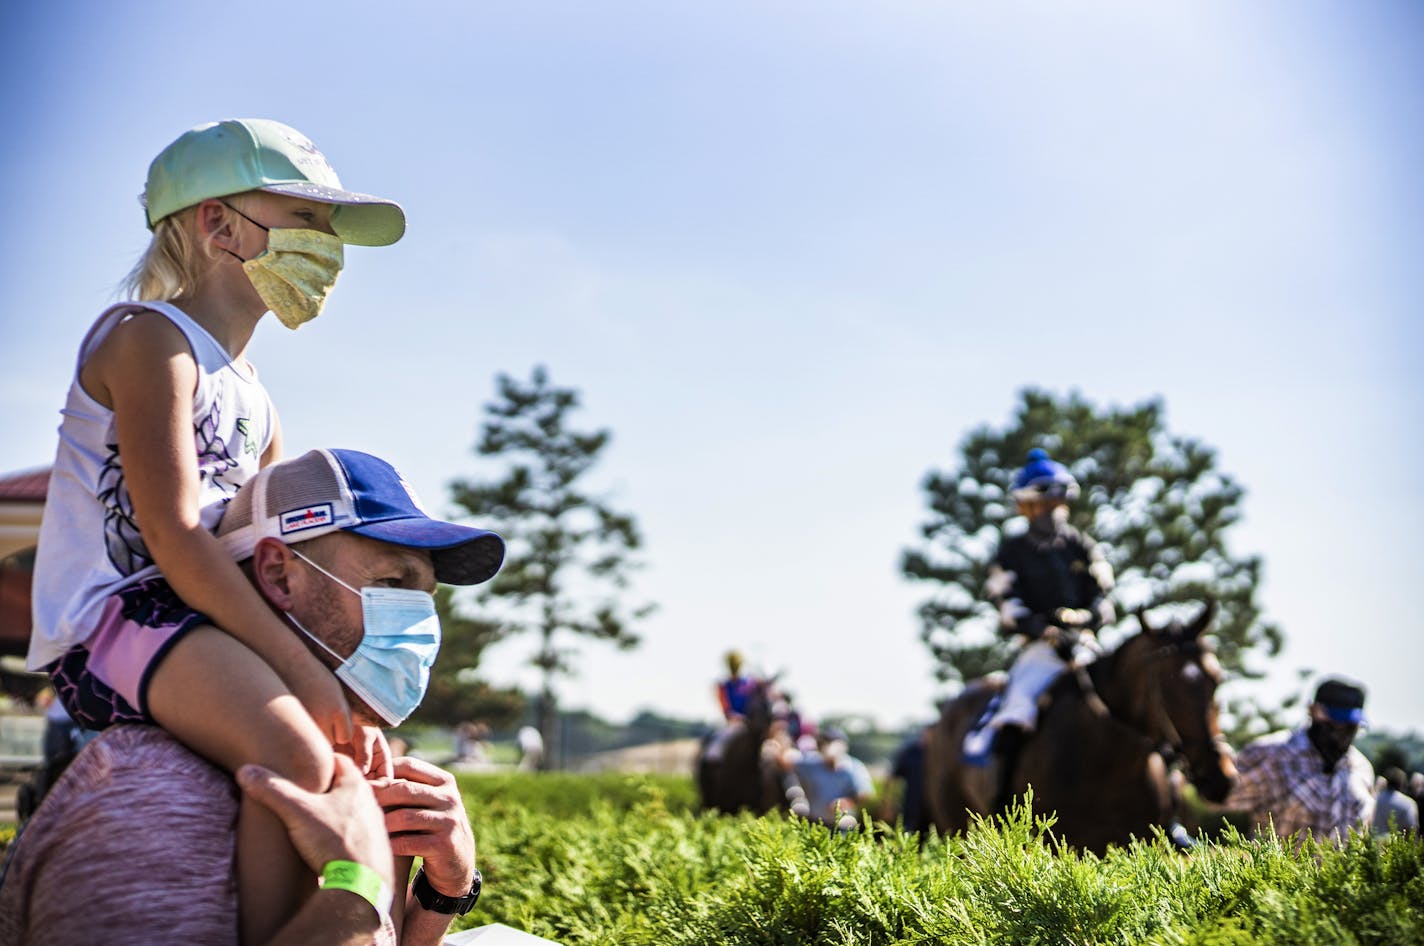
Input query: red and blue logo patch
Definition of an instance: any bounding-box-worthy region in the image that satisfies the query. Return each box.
[280,503,334,535]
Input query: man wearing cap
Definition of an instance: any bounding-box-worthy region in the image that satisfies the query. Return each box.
[0,449,502,945]
[1224,677,1377,845]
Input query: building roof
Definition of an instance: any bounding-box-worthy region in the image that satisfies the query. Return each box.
[0,468,50,503]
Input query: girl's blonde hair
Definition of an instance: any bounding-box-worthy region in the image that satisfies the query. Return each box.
[119,194,253,301]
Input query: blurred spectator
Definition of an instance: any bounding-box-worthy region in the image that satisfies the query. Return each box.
[517,725,544,772]
[1224,677,1376,845]
[454,721,490,764]
[783,726,874,832]
[771,690,804,743]
[882,725,931,838]
[1371,767,1419,836]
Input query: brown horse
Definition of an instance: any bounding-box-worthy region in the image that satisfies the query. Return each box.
[925,602,1237,853]
[696,678,786,815]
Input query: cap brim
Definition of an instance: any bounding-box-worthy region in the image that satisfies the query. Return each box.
[346,517,504,585]
[1322,705,1366,726]
[260,182,406,246]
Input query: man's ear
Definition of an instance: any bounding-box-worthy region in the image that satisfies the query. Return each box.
[252,537,300,610]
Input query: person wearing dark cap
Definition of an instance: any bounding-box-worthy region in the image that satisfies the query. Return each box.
[1,449,500,945]
[1224,677,1377,845]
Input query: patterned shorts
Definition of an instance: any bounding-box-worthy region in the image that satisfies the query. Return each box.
[47,577,210,730]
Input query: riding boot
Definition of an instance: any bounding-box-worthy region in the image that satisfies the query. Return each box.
[991,723,1027,813]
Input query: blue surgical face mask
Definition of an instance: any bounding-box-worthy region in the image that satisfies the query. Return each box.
[286,546,441,726]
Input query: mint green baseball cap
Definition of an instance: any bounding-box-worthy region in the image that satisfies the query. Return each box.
[142,118,406,246]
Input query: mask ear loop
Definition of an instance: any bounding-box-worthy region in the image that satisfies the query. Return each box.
[288,545,362,597]
[217,200,271,265]
[282,608,346,666]
[284,546,363,666]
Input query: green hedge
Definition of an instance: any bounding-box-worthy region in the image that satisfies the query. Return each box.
[456,775,1424,945]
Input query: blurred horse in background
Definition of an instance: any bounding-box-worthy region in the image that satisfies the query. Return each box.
[925,601,1236,853]
[696,677,786,815]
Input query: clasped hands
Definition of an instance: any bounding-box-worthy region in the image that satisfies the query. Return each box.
[238,734,477,910]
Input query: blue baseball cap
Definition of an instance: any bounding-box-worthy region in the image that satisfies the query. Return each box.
[1011,448,1080,502]
[1313,678,1367,726]
[217,448,504,585]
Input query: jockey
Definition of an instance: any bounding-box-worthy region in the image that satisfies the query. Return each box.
[966,449,1115,793]
[705,650,759,762]
[717,650,757,722]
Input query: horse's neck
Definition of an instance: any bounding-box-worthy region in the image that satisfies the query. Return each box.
[1086,642,1155,736]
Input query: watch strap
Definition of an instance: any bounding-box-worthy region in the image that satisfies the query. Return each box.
[412,866,481,915]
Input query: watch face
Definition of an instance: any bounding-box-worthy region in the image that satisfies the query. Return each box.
[468,868,482,903]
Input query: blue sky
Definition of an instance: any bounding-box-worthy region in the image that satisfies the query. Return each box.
[2,2,1420,736]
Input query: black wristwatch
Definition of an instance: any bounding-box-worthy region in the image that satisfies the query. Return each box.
[412,866,482,915]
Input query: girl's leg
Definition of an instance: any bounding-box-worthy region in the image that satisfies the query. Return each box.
[147,625,335,946]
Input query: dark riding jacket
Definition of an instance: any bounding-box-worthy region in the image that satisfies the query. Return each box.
[990,523,1114,640]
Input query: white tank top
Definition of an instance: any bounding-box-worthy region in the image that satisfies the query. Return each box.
[27,302,275,670]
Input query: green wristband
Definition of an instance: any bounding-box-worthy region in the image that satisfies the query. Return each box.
[319,860,393,918]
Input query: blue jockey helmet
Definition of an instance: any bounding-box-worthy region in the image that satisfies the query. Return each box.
[1011,448,1080,502]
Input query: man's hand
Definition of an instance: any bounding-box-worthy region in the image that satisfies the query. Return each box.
[237,755,395,890]
[369,757,476,900]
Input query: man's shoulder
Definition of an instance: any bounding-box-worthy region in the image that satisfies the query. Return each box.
[1238,728,1298,762]
[1344,746,1376,780]
[0,726,241,943]
[44,725,235,811]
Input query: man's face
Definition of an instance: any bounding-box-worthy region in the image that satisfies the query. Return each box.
[1307,703,1360,760]
[284,532,437,725]
[1017,497,1068,523]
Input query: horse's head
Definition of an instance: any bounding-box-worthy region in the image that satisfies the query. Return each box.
[742,677,776,734]
[1126,601,1237,803]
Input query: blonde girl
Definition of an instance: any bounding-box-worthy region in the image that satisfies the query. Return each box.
[28,119,405,944]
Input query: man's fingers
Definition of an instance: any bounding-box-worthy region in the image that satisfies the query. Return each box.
[371,777,455,812]
[238,763,315,823]
[390,755,456,786]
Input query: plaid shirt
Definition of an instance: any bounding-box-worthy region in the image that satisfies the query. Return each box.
[1226,726,1376,844]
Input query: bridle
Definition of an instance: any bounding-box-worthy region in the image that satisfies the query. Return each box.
[1132,634,1224,779]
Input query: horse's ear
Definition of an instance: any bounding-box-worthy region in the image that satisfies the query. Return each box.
[1137,608,1157,635]
[1188,599,1217,638]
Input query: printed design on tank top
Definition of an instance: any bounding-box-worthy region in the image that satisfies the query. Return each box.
[97,386,250,575]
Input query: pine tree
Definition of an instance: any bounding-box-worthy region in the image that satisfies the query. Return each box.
[901,389,1284,735]
[408,586,525,730]
[448,366,653,767]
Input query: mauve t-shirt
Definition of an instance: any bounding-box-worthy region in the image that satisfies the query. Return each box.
[0,725,396,945]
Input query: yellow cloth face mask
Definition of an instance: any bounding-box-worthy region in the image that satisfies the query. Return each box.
[242,228,345,329]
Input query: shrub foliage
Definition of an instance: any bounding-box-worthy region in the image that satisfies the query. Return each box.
[453,774,1423,945]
